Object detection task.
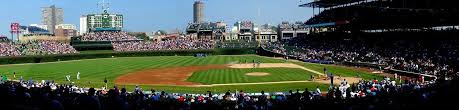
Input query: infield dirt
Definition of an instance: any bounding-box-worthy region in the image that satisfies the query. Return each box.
[245,72,271,76]
[115,65,228,86]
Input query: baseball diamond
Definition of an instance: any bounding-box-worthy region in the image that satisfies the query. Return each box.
[1,0,457,109]
[0,55,382,93]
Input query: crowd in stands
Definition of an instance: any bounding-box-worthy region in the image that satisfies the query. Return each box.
[18,41,79,55]
[216,41,259,48]
[263,32,459,79]
[82,31,139,41]
[0,41,78,57]
[0,73,455,110]
[0,42,22,56]
[112,38,214,52]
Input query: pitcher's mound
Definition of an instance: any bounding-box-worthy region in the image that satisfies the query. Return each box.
[245,72,271,76]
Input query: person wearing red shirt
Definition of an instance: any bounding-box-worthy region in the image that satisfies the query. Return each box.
[179,96,185,103]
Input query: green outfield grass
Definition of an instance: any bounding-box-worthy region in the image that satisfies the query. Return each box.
[187,68,315,84]
[294,62,384,80]
[0,55,382,93]
[0,55,282,91]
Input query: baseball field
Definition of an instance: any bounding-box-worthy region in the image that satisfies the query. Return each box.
[0,55,384,93]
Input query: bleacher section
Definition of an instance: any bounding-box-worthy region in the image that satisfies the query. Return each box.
[215,41,259,48]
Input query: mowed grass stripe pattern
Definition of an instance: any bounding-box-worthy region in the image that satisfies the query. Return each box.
[0,56,283,87]
[0,55,384,93]
[293,62,384,80]
[187,68,315,84]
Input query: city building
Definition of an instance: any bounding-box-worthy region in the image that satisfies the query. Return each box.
[187,1,228,40]
[20,25,50,35]
[29,24,48,31]
[55,24,76,30]
[227,22,277,42]
[54,29,76,38]
[278,21,309,40]
[186,21,227,40]
[79,15,88,35]
[42,5,64,34]
[231,21,255,41]
[193,1,204,23]
[54,24,76,38]
[85,10,123,32]
[254,24,278,42]
[18,25,70,42]
[228,26,239,41]
[211,22,227,41]
[17,24,76,42]
[187,23,212,39]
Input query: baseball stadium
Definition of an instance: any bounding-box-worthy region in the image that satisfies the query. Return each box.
[0,53,385,93]
[0,0,458,110]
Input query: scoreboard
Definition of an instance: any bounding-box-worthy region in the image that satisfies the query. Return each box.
[87,10,123,31]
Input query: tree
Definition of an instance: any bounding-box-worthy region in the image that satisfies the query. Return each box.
[128,32,149,40]
[137,33,149,41]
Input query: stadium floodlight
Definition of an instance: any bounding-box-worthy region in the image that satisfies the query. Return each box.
[97,0,110,12]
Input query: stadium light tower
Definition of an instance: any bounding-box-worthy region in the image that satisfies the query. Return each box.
[98,0,110,12]
[256,0,261,47]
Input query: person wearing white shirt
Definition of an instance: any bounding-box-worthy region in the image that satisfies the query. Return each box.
[316,86,321,95]
[77,72,80,80]
[66,75,71,82]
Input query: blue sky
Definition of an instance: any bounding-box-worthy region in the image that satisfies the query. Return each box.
[0,0,314,35]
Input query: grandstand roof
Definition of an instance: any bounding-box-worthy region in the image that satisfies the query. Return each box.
[299,0,365,8]
[186,22,227,33]
[304,0,459,30]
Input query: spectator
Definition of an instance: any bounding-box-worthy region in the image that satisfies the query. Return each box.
[0,42,21,56]
[111,38,214,52]
[1,41,78,56]
[0,76,453,110]
[82,31,139,41]
[262,32,459,79]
